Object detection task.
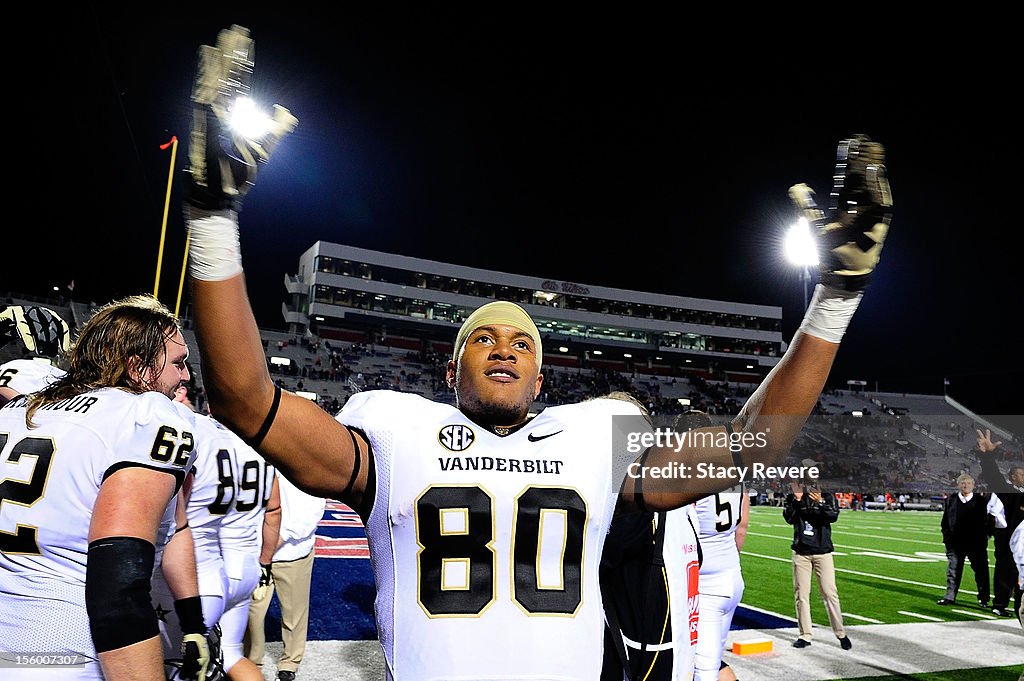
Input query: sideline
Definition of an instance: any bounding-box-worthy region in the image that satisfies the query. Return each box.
[255,619,1024,681]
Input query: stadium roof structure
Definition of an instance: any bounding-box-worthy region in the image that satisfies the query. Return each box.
[283,241,786,382]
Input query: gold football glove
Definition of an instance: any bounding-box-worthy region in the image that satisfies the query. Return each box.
[789,134,892,292]
[187,25,298,212]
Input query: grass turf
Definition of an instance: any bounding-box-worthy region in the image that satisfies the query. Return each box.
[740,505,1004,626]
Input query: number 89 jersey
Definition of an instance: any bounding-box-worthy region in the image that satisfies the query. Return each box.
[0,388,196,661]
[339,391,639,681]
[187,414,275,547]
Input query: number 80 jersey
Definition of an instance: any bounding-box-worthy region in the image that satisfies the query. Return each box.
[339,391,641,681]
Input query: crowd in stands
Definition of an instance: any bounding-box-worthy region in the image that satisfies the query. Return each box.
[9,292,1012,508]
[248,329,1024,506]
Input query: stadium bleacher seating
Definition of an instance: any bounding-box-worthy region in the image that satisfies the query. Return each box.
[5,292,1017,504]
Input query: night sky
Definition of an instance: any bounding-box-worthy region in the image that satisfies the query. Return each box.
[6,8,1019,416]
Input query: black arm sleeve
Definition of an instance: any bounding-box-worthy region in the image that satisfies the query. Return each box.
[980,453,1014,493]
[86,537,159,653]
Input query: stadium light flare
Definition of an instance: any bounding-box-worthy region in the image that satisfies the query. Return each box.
[229,97,275,138]
[784,218,819,310]
[784,218,819,267]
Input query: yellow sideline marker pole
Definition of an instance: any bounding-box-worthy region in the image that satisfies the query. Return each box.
[174,228,190,318]
[153,135,178,300]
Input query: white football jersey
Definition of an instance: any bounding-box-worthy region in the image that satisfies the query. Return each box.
[188,416,275,544]
[694,485,745,582]
[190,415,273,603]
[275,473,327,562]
[0,358,66,395]
[153,413,273,664]
[0,388,196,671]
[693,487,745,681]
[339,391,639,680]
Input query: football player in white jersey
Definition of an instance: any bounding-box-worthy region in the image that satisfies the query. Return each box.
[0,295,199,681]
[601,504,702,681]
[601,395,702,681]
[674,408,750,681]
[216,429,279,681]
[154,384,280,681]
[693,484,749,681]
[183,24,892,680]
[0,304,71,407]
[0,356,67,405]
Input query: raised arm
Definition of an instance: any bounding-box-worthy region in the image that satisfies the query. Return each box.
[185,26,370,505]
[976,428,1017,493]
[622,135,892,511]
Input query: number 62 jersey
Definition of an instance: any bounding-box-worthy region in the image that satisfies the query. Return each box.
[0,388,197,665]
[340,390,641,681]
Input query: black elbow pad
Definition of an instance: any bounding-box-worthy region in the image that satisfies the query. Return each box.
[86,536,158,653]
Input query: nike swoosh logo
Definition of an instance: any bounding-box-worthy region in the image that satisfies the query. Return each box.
[527,430,563,442]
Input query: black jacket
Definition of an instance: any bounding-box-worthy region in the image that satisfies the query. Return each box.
[980,452,1024,494]
[940,492,990,549]
[600,509,703,681]
[783,489,839,555]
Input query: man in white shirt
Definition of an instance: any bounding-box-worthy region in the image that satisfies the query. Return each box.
[245,475,327,681]
[1011,519,1024,626]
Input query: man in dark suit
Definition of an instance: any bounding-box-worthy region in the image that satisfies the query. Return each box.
[937,473,991,608]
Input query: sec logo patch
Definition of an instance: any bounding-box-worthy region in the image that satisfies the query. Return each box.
[438,424,476,452]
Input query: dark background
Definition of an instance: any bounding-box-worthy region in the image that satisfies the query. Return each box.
[4,7,1018,417]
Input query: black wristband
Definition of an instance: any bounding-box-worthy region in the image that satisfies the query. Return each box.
[174,596,207,635]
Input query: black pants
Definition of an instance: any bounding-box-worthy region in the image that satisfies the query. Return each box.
[992,528,1017,609]
[943,543,990,603]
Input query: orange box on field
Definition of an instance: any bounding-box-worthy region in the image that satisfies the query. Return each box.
[731,638,773,655]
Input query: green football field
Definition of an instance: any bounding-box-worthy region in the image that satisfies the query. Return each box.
[740,505,1003,626]
[736,506,1022,680]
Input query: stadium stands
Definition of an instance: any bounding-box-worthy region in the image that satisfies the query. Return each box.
[4,291,1018,503]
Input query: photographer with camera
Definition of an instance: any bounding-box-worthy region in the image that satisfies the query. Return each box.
[783,477,852,651]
